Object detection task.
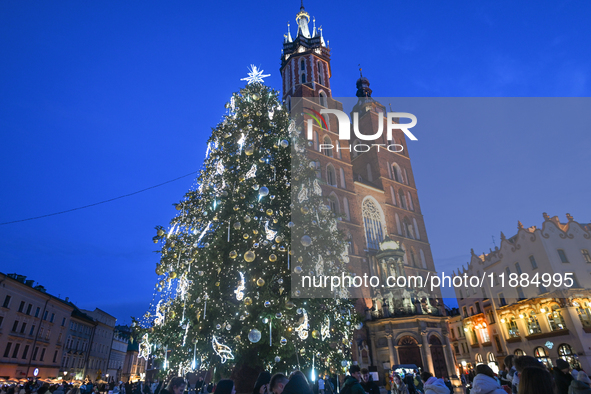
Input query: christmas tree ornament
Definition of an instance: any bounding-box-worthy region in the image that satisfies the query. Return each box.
[245,146,254,156]
[280,337,287,346]
[274,356,281,363]
[301,235,312,247]
[229,251,238,259]
[212,336,234,364]
[262,317,269,324]
[294,266,303,274]
[244,251,256,262]
[244,297,252,306]
[259,186,269,196]
[269,254,277,262]
[248,329,262,343]
[264,301,271,307]
[256,278,265,287]
[216,324,221,330]
[286,301,294,309]
[233,222,241,230]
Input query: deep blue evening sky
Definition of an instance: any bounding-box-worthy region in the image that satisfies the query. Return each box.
[1,1,589,322]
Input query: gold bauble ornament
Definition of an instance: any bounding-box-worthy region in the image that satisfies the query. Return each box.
[229,250,238,259]
[157,229,165,237]
[233,222,241,229]
[301,207,309,214]
[245,215,251,223]
[215,281,220,287]
[245,146,254,156]
[266,209,273,216]
[269,254,277,262]
[275,236,283,243]
[170,272,177,279]
[170,311,176,319]
[286,301,295,309]
[233,205,240,211]
[252,229,258,235]
[256,278,265,287]
[300,348,306,355]
[175,204,182,211]
[243,233,249,239]
[244,297,252,306]
[312,330,320,339]
[156,267,164,275]
[153,239,158,244]
[239,175,245,182]
[244,251,256,262]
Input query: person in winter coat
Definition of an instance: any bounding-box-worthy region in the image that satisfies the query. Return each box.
[214,380,235,394]
[339,365,365,394]
[517,367,553,394]
[360,368,379,394]
[159,378,185,394]
[269,372,313,394]
[252,372,271,394]
[421,372,449,394]
[554,359,575,394]
[471,365,507,394]
[569,371,591,394]
[391,374,409,394]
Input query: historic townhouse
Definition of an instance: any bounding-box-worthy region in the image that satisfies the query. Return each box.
[453,213,591,374]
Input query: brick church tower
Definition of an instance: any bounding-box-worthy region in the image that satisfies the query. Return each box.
[280,4,459,383]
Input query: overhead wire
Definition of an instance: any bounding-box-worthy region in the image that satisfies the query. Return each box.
[0,170,199,225]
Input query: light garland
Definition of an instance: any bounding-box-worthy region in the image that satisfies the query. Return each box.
[234,272,245,301]
[212,335,235,364]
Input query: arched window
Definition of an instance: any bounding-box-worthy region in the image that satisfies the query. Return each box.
[514,349,525,356]
[547,304,566,331]
[317,61,324,85]
[319,91,327,107]
[413,218,420,239]
[322,136,333,157]
[328,193,339,214]
[352,139,361,158]
[390,186,397,206]
[558,344,577,367]
[475,353,483,364]
[395,214,402,235]
[326,164,337,186]
[336,141,342,159]
[420,249,427,269]
[366,163,373,182]
[407,192,415,211]
[313,131,319,151]
[410,248,417,266]
[399,190,407,209]
[343,197,350,220]
[526,311,542,334]
[392,164,401,182]
[403,168,409,185]
[339,167,346,188]
[300,59,306,84]
[285,64,291,92]
[534,347,552,368]
[362,198,386,251]
[286,96,292,112]
[404,220,413,239]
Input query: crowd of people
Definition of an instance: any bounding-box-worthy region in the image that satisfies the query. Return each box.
[1,358,589,394]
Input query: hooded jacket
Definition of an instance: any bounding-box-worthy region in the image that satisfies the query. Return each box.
[423,377,450,394]
[569,380,591,394]
[471,374,507,394]
[282,374,313,394]
[340,376,364,394]
[554,367,575,394]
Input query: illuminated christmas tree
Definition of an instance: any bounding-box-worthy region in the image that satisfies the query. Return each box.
[137,72,359,387]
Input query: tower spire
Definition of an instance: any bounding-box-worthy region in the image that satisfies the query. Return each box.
[295,1,311,38]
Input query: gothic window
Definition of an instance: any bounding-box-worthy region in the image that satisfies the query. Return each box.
[407,192,414,211]
[343,197,350,220]
[313,131,319,151]
[413,218,421,239]
[285,64,291,92]
[399,190,407,209]
[317,61,324,85]
[322,136,333,157]
[558,249,569,263]
[582,249,591,263]
[529,255,538,269]
[366,164,373,182]
[362,198,386,251]
[398,336,418,346]
[326,164,337,186]
[403,168,409,185]
[300,59,306,83]
[328,193,339,214]
[319,91,327,107]
[336,141,342,159]
[515,262,522,274]
[410,249,417,266]
[340,167,346,188]
[392,164,401,182]
[395,214,402,235]
[390,186,397,205]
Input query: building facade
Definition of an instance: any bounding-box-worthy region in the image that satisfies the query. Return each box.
[81,308,116,381]
[281,5,456,386]
[453,213,591,374]
[62,308,96,381]
[108,327,129,382]
[0,273,73,379]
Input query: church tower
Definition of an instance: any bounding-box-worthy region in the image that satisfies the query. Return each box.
[281,4,458,383]
[281,2,331,108]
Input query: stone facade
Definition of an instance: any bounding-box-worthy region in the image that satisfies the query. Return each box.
[81,308,116,381]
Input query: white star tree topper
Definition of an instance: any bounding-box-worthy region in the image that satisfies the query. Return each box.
[241,65,271,84]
